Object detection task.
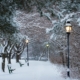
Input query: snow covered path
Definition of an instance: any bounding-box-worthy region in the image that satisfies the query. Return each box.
[0,59,78,80]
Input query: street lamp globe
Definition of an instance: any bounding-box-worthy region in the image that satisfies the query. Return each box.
[25,40,29,43]
[46,44,49,47]
[65,21,72,33]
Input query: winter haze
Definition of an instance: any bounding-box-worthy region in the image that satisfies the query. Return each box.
[0,0,80,79]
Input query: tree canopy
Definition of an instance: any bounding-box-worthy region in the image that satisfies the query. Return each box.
[0,0,79,35]
[0,0,17,35]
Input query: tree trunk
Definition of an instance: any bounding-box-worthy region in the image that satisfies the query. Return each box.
[16,54,19,62]
[8,54,11,64]
[2,62,5,72]
[2,54,5,72]
[62,53,65,66]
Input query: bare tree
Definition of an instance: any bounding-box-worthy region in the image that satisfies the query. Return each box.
[13,39,26,62]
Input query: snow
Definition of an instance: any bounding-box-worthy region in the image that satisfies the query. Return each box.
[50,34,57,40]
[52,20,57,24]
[46,28,53,33]
[0,44,5,53]
[13,33,29,42]
[61,13,75,22]
[43,12,51,21]
[50,34,53,39]
[0,58,78,80]
[77,18,80,26]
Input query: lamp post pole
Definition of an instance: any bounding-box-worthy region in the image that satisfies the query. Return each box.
[26,40,29,66]
[65,21,72,77]
[67,32,70,77]
[46,44,49,61]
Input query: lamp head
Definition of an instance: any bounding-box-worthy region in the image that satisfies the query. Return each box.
[65,21,72,33]
[46,44,49,47]
[25,40,29,43]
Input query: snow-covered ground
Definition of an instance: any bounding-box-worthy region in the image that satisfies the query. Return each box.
[0,58,78,80]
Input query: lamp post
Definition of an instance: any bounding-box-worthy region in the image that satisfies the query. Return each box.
[46,44,49,61]
[65,21,72,77]
[25,40,29,66]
